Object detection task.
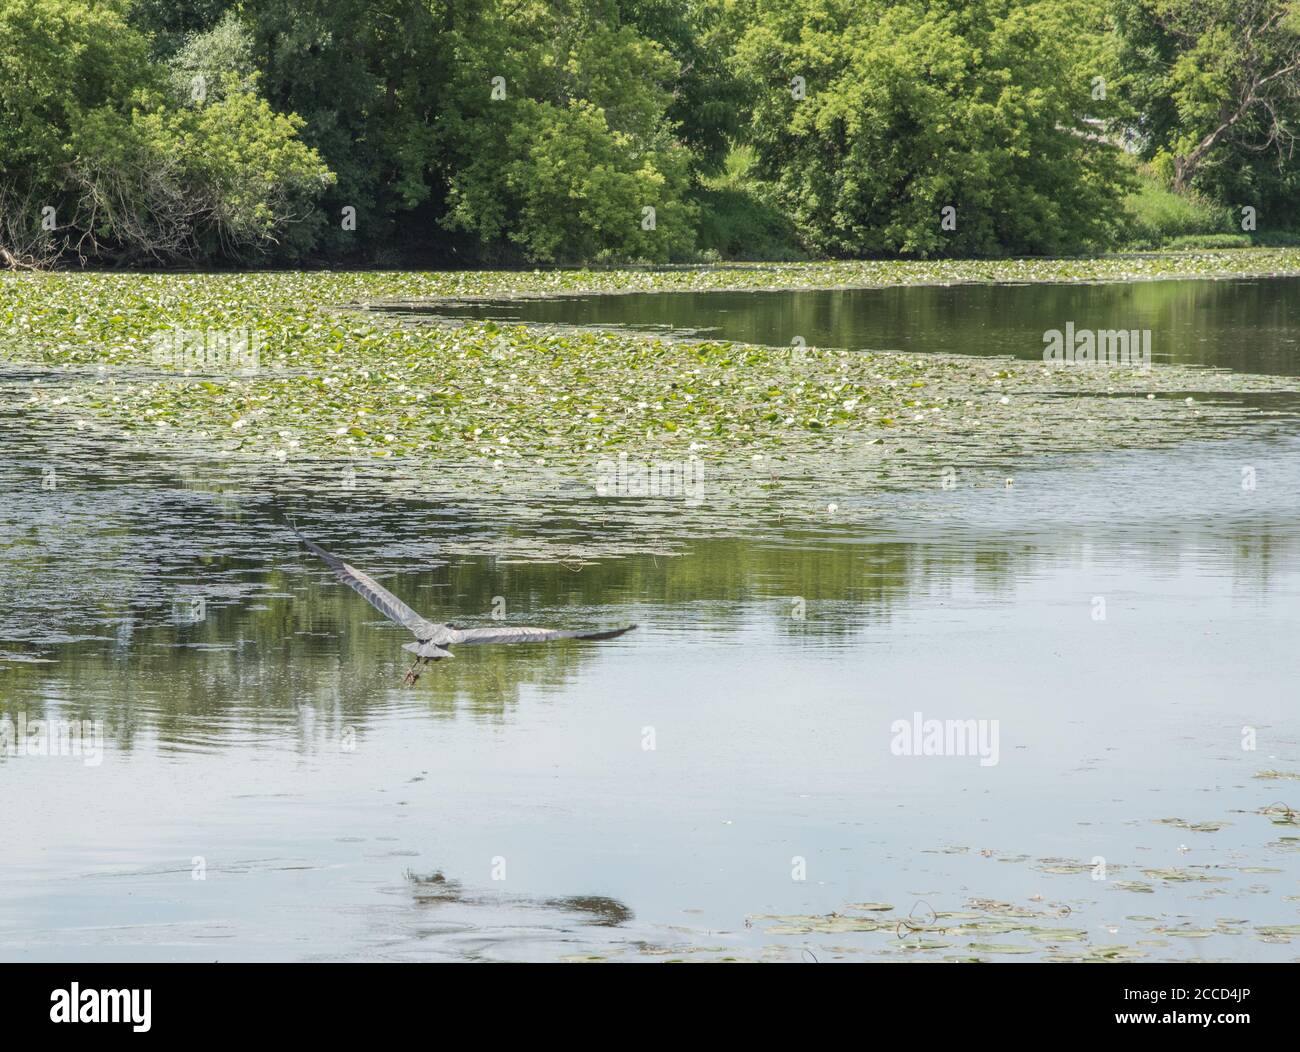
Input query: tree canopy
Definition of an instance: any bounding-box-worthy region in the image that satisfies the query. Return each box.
[3,0,1300,266]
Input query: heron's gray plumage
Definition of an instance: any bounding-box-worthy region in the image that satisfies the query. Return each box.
[292,528,635,677]
[294,530,439,638]
[402,640,454,659]
[448,624,636,645]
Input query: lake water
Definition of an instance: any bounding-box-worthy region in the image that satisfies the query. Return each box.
[3,275,1299,961]
[418,275,1300,375]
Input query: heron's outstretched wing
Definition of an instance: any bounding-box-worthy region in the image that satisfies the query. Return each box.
[402,640,453,659]
[293,528,438,639]
[448,624,636,646]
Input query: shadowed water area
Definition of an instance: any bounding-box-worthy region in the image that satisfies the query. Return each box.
[412,274,1300,376]
[3,276,1300,961]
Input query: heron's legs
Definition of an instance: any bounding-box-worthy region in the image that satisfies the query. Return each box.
[403,656,426,685]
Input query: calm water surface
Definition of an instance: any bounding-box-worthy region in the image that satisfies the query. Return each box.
[3,277,1299,961]
[421,275,1300,375]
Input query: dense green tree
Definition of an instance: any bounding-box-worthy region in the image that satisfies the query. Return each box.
[129,0,236,56]
[438,0,696,262]
[1112,0,1300,226]
[244,0,451,260]
[0,0,154,178]
[166,10,259,103]
[616,0,748,176]
[12,0,1300,266]
[0,0,331,265]
[730,0,1130,257]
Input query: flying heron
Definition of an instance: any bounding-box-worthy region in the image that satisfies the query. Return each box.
[292,529,636,683]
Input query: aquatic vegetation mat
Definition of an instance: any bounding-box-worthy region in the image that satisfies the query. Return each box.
[3,261,1298,554]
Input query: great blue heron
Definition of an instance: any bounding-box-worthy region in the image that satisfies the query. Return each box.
[292,529,636,683]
